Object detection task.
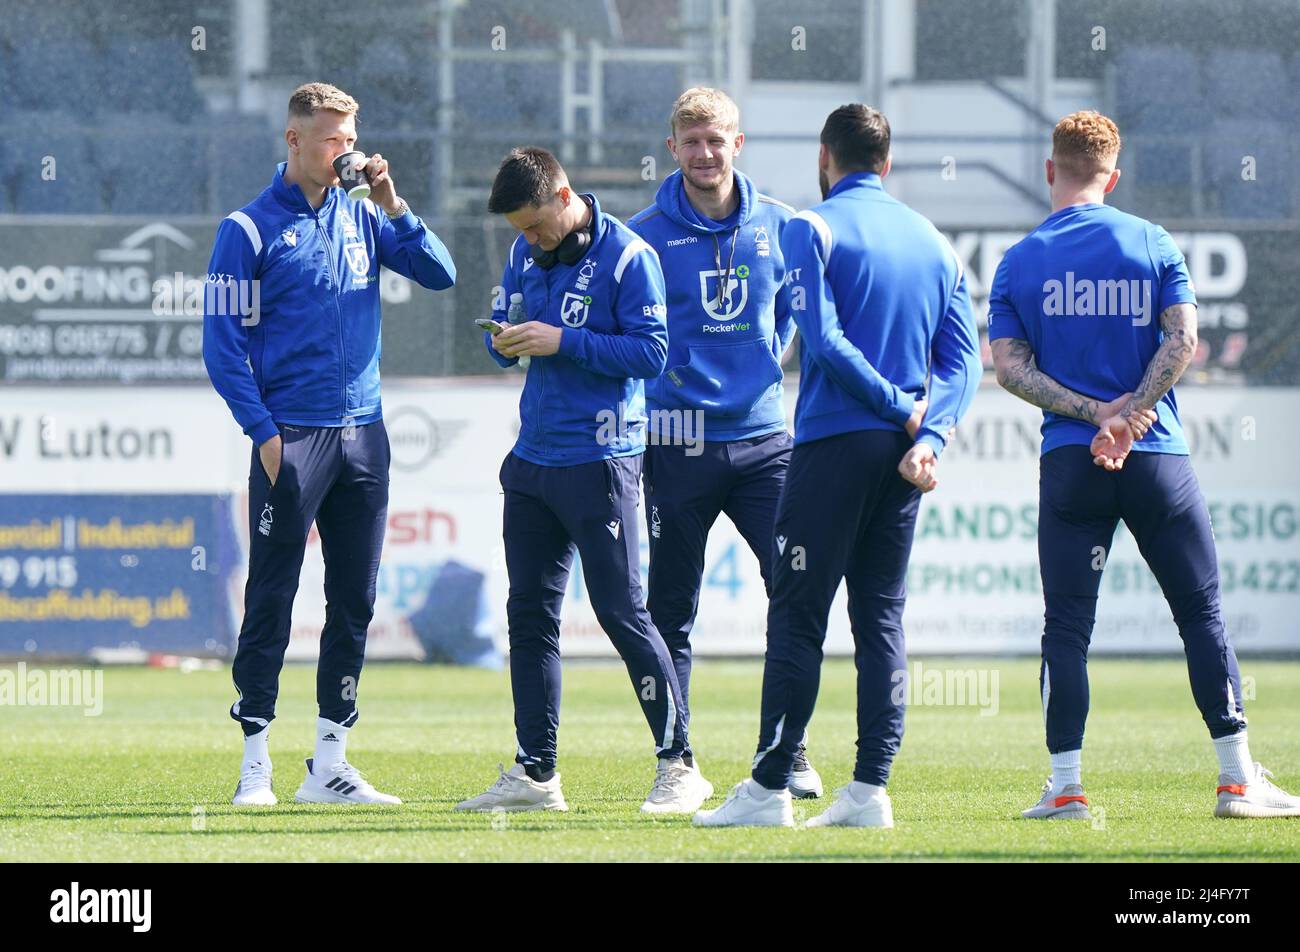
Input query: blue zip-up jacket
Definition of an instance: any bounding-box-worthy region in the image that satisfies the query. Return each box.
[484,193,667,466]
[782,171,980,456]
[626,169,795,441]
[203,161,456,445]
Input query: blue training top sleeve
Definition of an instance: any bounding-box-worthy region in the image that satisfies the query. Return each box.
[781,214,915,424]
[986,250,1027,342]
[1151,226,1197,314]
[374,205,456,290]
[557,240,668,380]
[916,266,982,459]
[202,217,278,446]
[485,239,520,368]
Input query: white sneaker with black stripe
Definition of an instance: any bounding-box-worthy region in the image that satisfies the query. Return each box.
[294,757,402,805]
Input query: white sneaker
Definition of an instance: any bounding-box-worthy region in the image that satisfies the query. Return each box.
[1215,763,1300,818]
[789,742,824,799]
[641,758,714,814]
[1020,778,1091,820]
[294,757,402,805]
[232,760,277,806]
[454,763,568,813]
[805,783,893,828]
[693,779,793,827]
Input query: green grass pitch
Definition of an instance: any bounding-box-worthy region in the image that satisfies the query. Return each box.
[4,658,1298,862]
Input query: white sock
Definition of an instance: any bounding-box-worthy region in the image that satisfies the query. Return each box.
[1050,749,1082,791]
[846,781,885,804]
[1213,731,1252,784]
[242,727,269,766]
[748,778,779,798]
[313,717,349,771]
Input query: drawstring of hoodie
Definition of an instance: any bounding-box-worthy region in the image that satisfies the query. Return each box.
[712,226,740,310]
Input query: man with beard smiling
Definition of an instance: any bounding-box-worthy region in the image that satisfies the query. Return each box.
[627,87,822,810]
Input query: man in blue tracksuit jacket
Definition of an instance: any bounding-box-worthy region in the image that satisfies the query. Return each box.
[203,83,455,807]
[697,104,982,829]
[453,146,692,815]
[627,86,822,805]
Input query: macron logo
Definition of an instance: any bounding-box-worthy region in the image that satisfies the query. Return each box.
[50,882,152,933]
[606,520,621,540]
[776,535,787,555]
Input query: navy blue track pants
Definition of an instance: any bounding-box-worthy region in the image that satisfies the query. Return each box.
[1038,446,1246,753]
[643,429,792,724]
[230,421,389,736]
[752,430,921,790]
[501,451,687,771]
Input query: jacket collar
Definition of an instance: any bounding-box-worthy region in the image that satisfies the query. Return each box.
[826,170,884,200]
[271,161,337,214]
[580,191,607,243]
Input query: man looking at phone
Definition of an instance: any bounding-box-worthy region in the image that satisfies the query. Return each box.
[457,146,696,814]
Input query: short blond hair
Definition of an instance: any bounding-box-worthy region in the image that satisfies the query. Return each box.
[288,82,359,121]
[669,86,740,138]
[1052,110,1121,180]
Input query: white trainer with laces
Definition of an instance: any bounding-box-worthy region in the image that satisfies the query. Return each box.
[454,763,568,812]
[789,741,824,800]
[805,783,894,828]
[294,757,402,805]
[1020,778,1091,820]
[232,760,277,806]
[1215,763,1300,818]
[641,758,714,814]
[693,778,793,827]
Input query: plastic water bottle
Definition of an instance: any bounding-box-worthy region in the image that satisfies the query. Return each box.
[507,291,529,369]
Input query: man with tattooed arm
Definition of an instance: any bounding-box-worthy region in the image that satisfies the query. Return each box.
[989,110,1299,821]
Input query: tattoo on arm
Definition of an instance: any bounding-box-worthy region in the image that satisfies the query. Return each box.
[992,338,1105,424]
[1130,303,1198,412]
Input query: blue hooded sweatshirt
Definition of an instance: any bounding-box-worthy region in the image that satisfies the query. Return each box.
[627,169,796,442]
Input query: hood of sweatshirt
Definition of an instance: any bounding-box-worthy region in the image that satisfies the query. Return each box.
[653,167,756,235]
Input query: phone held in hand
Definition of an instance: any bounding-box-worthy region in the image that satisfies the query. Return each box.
[475,318,503,335]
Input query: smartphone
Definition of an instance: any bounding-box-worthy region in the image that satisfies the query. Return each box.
[475,318,504,335]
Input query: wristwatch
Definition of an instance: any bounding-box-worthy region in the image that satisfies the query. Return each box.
[386,198,409,220]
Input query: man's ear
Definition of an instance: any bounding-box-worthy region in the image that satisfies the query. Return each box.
[1103,167,1121,194]
[1045,157,1055,187]
[666,137,677,162]
[732,131,745,157]
[285,127,298,154]
[880,153,892,178]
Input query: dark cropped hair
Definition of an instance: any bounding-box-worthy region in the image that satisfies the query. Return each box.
[488,146,566,214]
[820,104,890,174]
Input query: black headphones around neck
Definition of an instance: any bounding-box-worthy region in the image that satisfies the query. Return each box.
[529,194,594,269]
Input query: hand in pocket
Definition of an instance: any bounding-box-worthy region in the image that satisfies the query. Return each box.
[259,434,284,486]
